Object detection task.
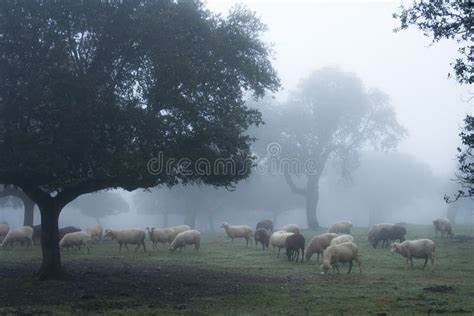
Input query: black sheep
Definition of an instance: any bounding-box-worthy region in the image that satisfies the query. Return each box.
[254,228,270,250]
[285,233,305,263]
[256,219,273,233]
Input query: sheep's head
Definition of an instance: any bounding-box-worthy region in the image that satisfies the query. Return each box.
[104,229,115,239]
[321,262,331,274]
[221,222,229,228]
[390,243,400,253]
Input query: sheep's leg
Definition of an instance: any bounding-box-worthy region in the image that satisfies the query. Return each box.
[355,258,362,273]
[301,249,305,263]
[277,247,281,257]
[410,257,414,269]
[423,257,428,268]
[334,264,340,273]
[347,261,353,274]
[405,258,409,270]
[142,241,147,252]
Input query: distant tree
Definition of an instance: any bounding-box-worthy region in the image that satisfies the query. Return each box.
[265,68,405,228]
[393,1,473,203]
[394,1,473,84]
[0,1,279,278]
[451,116,474,200]
[0,185,35,226]
[71,191,130,225]
[324,152,439,225]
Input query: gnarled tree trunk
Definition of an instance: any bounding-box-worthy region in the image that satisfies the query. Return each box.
[305,179,320,230]
[23,198,35,227]
[38,200,62,279]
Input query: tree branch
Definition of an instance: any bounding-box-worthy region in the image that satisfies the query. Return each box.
[283,170,307,196]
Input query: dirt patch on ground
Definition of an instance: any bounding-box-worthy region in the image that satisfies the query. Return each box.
[422,285,455,293]
[0,258,280,313]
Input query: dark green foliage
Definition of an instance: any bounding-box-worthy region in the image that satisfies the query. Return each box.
[394,1,473,84]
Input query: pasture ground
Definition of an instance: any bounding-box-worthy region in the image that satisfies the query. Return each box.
[0,224,473,315]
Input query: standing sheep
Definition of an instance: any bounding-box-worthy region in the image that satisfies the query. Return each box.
[147,227,175,250]
[256,219,273,233]
[86,224,103,242]
[368,223,406,249]
[282,224,300,234]
[321,242,362,274]
[270,230,294,257]
[105,229,147,252]
[391,239,435,270]
[330,234,354,246]
[59,231,93,253]
[169,230,201,252]
[432,218,453,237]
[1,226,34,248]
[221,222,253,246]
[59,226,81,240]
[305,233,338,261]
[285,233,305,263]
[328,221,353,234]
[0,222,10,241]
[254,228,270,250]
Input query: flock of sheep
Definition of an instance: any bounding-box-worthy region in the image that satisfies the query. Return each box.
[0,216,455,274]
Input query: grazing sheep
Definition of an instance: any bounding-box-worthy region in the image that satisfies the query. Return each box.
[105,229,147,252]
[368,223,406,249]
[59,231,92,253]
[432,218,454,237]
[254,228,270,250]
[256,219,273,233]
[86,224,103,242]
[221,222,253,246]
[1,226,34,248]
[391,239,435,270]
[270,230,294,257]
[328,221,353,234]
[169,230,201,252]
[321,242,362,274]
[305,233,338,261]
[285,233,305,263]
[0,222,10,241]
[330,234,354,246]
[32,224,41,245]
[59,226,81,240]
[282,224,300,234]
[147,227,175,250]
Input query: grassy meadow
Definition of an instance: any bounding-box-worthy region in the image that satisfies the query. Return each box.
[0,224,473,315]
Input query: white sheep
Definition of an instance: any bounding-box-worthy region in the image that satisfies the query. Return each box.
[305,233,339,261]
[390,239,435,270]
[321,242,361,274]
[270,230,294,257]
[166,225,191,242]
[330,234,354,246]
[0,222,9,241]
[169,230,201,252]
[328,221,353,234]
[0,226,33,248]
[221,222,253,246]
[147,227,175,250]
[86,224,103,242]
[282,224,300,234]
[432,218,453,237]
[59,231,93,253]
[105,229,147,252]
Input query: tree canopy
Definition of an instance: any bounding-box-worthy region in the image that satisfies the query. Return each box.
[0,0,279,278]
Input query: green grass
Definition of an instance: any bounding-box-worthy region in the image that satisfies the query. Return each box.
[1,224,473,315]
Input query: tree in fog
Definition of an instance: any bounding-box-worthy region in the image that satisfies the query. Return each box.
[0,185,36,226]
[394,1,473,201]
[71,191,130,225]
[325,152,439,225]
[0,1,279,278]
[268,68,405,228]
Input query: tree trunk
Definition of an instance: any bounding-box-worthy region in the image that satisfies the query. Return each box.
[163,212,169,227]
[305,176,320,229]
[38,202,62,279]
[23,198,35,227]
[208,212,214,232]
[185,209,197,229]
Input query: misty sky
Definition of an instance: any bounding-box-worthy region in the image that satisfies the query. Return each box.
[207,0,473,178]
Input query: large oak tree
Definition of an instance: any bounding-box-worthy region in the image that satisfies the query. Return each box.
[0,1,279,278]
